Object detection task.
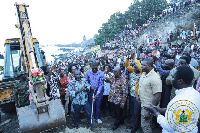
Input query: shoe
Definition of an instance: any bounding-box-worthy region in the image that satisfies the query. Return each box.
[112,124,119,130]
[74,126,78,129]
[126,125,133,129]
[87,124,91,129]
[131,128,138,133]
[120,120,124,124]
[110,114,116,118]
[96,119,102,124]
[110,114,115,118]
[67,112,70,116]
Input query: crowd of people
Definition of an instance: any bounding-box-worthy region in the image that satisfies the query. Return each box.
[40,37,200,132]
[11,1,200,133]
[34,20,200,132]
[30,1,200,132]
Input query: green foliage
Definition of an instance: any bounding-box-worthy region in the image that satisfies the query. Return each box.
[141,0,167,20]
[125,0,143,26]
[94,0,167,46]
[94,12,127,47]
[87,43,96,49]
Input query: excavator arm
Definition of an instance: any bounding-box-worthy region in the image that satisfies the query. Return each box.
[15,3,39,73]
[15,2,48,109]
[14,3,66,133]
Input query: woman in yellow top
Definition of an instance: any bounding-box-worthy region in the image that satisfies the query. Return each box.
[125,51,142,133]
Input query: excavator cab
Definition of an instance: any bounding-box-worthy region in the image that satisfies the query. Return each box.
[0,38,46,111]
[3,39,21,81]
[0,38,21,113]
[1,38,66,132]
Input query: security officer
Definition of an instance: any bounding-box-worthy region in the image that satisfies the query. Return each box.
[13,71,30,108]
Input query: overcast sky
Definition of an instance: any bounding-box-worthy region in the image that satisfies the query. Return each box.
[0,0,135,52]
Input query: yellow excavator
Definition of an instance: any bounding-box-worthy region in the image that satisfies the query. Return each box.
[0,3,66,133]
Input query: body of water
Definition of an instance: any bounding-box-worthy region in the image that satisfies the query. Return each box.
[41,45,83,62]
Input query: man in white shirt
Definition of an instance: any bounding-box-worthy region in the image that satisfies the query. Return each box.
[144,66,200,133]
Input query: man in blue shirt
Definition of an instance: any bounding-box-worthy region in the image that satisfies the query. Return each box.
[85,62,104,124]
[153,55,174,108]
[68,70,92,128]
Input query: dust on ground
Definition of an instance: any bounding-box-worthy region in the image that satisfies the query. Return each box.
[0,108,162,133]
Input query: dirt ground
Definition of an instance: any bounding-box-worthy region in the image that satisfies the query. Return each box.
[0,108,162,133]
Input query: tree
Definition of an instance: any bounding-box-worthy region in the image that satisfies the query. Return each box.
[94,0,168,46]
[125,0,142,26]
[95,12,127,46]
[141,0,167,20]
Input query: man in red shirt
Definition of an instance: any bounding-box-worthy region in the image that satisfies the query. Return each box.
[59,69,68,107]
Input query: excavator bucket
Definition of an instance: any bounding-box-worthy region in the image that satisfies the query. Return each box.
[16,99,66,133]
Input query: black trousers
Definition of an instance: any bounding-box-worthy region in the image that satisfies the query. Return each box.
[111,103,123,126]
[101,95,111,116]
[129,96,141,129]
[60,96,66,107]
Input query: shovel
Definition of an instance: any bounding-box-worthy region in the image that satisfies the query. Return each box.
[91,92,95,131]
